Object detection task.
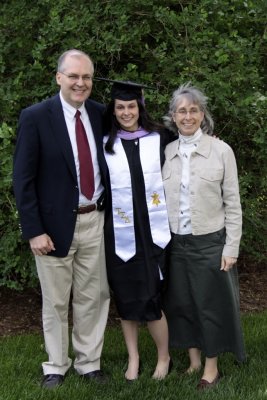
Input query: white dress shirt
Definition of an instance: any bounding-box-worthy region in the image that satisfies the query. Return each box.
[178,128,202,234]
[60,92,104,205]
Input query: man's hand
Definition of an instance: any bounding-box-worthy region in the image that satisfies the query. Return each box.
[29,234,55,256]
[220,255,237,272]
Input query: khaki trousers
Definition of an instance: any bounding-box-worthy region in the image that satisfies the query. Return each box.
[36,211,110,375]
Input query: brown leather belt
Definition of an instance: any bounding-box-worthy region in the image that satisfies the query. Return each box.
[77,204,96,214]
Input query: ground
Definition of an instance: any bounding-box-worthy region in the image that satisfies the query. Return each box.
[0,265,266,336]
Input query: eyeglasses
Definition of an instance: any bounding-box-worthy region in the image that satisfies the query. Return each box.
[59,72,93,82]
[174,107,201,116]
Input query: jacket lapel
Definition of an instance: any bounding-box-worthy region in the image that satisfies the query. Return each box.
[48,95,77,183]
[195,133,212,158]
[85,100,109,186]
[85,101,102,149]
[167,138,180,160]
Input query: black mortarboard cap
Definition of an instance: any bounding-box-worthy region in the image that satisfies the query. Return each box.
[94,77,153,101]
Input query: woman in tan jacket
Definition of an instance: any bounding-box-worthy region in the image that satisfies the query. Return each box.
[162,83,246,390]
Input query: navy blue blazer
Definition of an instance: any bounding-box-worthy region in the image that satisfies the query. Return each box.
[13,94,107,257]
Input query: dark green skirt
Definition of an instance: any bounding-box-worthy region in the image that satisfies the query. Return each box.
[163,229,246,362]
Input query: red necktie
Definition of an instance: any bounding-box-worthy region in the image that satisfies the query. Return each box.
[75,110,95,200]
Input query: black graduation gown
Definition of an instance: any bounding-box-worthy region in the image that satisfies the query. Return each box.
[104,136,167,321]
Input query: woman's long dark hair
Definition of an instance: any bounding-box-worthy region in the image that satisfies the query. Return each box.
[104,99,164,154]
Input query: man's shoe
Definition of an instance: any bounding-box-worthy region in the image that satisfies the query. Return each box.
[81,370,108,383]
[42,374,64,389]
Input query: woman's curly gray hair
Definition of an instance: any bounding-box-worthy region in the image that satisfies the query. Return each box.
[163,82,214,135]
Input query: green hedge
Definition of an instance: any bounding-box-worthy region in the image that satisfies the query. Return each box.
[0,0,266,289]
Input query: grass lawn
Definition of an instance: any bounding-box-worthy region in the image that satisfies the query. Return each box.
[0,311,266,400]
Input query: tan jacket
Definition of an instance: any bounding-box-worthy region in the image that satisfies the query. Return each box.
[162,133,242,257]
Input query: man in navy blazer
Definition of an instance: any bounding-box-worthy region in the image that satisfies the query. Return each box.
[13,49,110,388]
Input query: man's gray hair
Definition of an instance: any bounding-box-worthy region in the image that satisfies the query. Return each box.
[57,49,94,73]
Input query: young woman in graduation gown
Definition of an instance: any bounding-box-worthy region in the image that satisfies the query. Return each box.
[102,80,173,381]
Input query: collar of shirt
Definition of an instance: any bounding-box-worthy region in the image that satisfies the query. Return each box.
[59,91,86,119]
[179,127,203,145]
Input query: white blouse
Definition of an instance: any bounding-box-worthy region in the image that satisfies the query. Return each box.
[178,128,202,234]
